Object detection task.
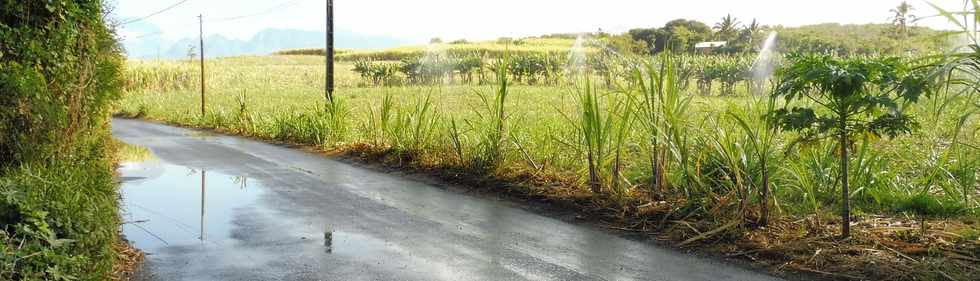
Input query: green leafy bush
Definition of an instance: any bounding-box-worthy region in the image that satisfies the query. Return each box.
[0,0,123,280]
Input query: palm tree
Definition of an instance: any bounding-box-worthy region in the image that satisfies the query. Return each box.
[742,19,761,46]
[714,14,741,41]
[745,19,760,35]
[890,1,916,35]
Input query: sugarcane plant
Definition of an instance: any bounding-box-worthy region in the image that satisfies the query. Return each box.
[727,95,779,225]
[471,57,511,169]
[630,52,692,199]
[566,75,636,194]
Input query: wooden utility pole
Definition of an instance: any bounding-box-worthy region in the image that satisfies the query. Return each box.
[199,14,206,117]
[325,0,334,102]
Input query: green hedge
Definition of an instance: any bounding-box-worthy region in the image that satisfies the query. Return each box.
[0,1,123,280]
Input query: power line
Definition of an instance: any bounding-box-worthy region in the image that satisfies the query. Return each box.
[128,31,164,40]
[122,22,198,40]
[209,0,305,22]
[121,0,193,25]
[122,0,309,41]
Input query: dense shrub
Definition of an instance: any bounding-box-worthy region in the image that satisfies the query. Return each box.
[0,0,123,280]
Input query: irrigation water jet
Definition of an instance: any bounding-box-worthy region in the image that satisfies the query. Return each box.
[750,31,778,95]
[421,41,450,85]
[566,34,638,87]
[567,35,588,77]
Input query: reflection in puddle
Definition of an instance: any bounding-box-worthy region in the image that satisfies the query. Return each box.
[116,147,394,261]
[119,159,264,252]
[321,231,391,259]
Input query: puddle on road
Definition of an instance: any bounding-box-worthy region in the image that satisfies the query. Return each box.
[119,157,264,252]
[116,144,389,259]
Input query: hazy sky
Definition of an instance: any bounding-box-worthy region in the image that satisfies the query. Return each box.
[111,0,966,43]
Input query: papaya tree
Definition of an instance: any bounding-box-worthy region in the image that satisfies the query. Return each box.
[772,53,929,238]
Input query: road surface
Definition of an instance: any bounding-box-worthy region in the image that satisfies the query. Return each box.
[112,118,784,281]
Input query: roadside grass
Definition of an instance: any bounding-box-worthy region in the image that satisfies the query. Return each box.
[116,54,980,280]
[1,135,121,281]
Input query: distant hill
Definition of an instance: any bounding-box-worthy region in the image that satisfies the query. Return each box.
[123,28,414,59]
[771,23,950,55]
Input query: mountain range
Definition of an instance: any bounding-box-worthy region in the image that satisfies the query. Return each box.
[122,26,413,59]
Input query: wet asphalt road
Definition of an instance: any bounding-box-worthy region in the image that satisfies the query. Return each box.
[113,118,784,281]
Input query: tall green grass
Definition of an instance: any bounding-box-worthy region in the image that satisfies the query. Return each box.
[565,77,634,194]
[471,59,511,169]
